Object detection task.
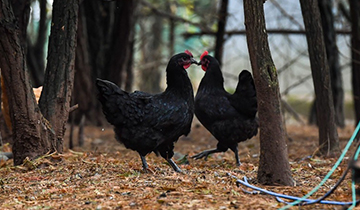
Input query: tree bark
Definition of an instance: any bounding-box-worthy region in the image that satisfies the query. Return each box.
[10,0,30,50]
[243,0,293,186]
[0,0,30,143]
[214,0,228,66]
[0,0,55,165]
[38,0,79,153]
[300,0,339,155]
[72,4,95,124]
[71,0,137,126]
[350,0,360,126]
[309,0,344,128]
[107,0,137,86]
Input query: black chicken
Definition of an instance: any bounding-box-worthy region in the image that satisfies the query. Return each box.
[96,51,197,172]
[192,51,258,166]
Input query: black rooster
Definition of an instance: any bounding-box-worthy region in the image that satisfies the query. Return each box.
[96,51,198,172]
[192,51,258,166]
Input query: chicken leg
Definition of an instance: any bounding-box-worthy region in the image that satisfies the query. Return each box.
[140,155,149,171]
[191,148,222,161]
[229,145,241,166]
[167,158,182,172]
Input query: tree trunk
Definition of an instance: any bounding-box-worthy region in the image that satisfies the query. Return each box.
[167,1,175,56]
[38,0,79,153]
[72,4,96,124]
[10,0,30,51]
[72,1,111,125]
[243,0,293,186]
[72,1,137,125]
[27,0,48,87]
[107,0,137,86]
[0,0,55,165]
[139,15,163,93]
[11,0,46,88]
[300,0,339,155]
[125,35,135,92]
[0,0,30,144]
[214,0,228,66]
[350,0,360,126]
[309,0,344,128]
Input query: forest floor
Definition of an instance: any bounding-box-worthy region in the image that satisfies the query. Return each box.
[0,119,359,210]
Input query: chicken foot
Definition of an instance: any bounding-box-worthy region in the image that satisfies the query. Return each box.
[166,158,182,172]
[191,148,222,161]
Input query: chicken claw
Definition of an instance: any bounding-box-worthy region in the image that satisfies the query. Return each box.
[191,148,221,161]
[166,159,182,173]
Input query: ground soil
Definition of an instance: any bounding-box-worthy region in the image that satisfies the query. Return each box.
[0,120,359,210]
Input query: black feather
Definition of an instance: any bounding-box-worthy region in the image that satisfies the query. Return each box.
[96,52,196,171]
[193,54,258,165]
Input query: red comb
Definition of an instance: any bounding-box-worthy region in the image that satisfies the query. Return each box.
[184,50,193,57]
[200,51,209,60]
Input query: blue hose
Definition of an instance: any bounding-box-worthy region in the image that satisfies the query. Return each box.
[228,174,356,206]
[228,121,360,209]
[349,136,360,209]
[279,122,360,209]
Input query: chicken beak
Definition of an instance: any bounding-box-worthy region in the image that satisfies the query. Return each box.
[190,57,200,65]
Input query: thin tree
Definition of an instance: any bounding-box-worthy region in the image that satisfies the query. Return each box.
[243,0,293,186]
[350,0,360,126]
[72,0,138,125]
[214,0,228,66]
[0,0,79,165]
[27,0,48,87]
[139,14,163,93]
[309,0,344,128]
[300,0,339,155]
[167,1,175,56]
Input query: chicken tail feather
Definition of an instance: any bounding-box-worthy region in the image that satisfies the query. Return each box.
[231,70,257,118]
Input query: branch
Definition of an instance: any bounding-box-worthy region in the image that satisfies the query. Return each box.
[281,62,350,95]
[281,74,312,95]
[140,0,210,31]
[281,99,305,124]
[277,50,307,74]
[270,0,304,30]
[338,1,351,22]
[183,29,351,38]
[69,104,79,113]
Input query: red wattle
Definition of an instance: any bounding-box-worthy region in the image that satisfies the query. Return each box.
[183,63,191,69]
[201,65,207,71]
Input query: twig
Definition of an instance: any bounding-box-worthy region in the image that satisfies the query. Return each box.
[281,99,305,124]
[338,0,351,22]
[281,74,312,95]
[69,104,79,113]
[270,0,304,30]
[277,50,307,74]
